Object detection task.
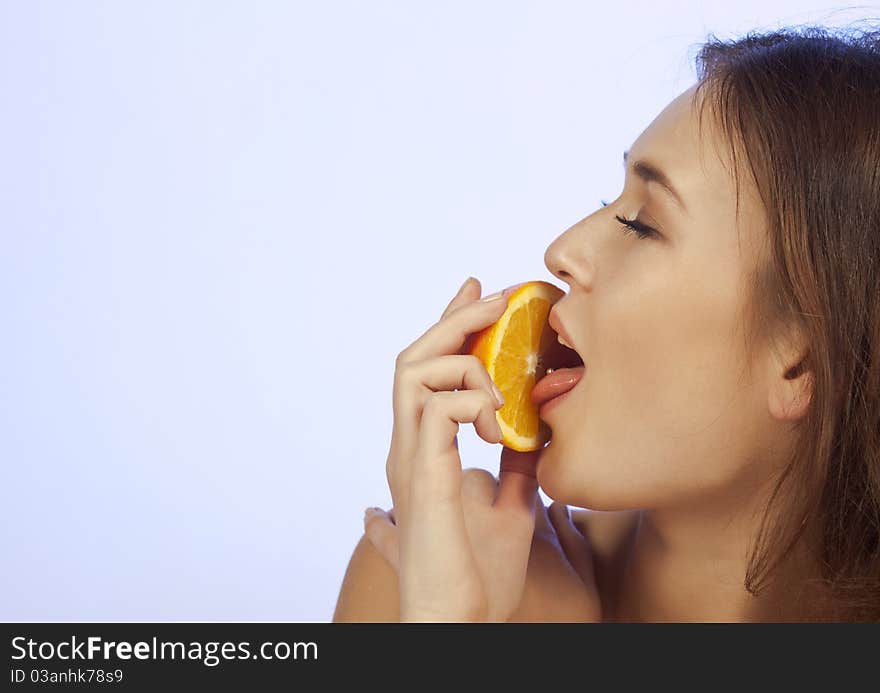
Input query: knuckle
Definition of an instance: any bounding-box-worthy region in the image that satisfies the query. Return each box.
[461,467,498,500]
[393,363,426,398]
[465,354,483,370]
[394,352,411,373]
[425,390,450,410]
[395,348,413,367]
[479,389,496,410]
[462,467,498,485]
[421,391,443,415]
[393,359,413,383]
[468,355,492,380]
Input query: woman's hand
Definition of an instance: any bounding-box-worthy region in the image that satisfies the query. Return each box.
[368,276,542,621]
[366,490,603,622]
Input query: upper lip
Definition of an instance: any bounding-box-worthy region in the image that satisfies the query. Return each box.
[548,306,581,360]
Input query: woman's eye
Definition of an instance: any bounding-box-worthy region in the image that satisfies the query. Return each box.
[600,200,658,241]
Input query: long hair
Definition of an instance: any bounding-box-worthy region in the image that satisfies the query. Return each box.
[691,24,880,621]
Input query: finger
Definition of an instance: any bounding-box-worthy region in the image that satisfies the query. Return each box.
[389,359,504,501]
[440,276,482,320]
[548,502,596,588]
[495,446,540,512]
[440,278,527,321]
[385,384,503,505]
[398,289,512,365]
[412,389,501,503]
[395,354,502,399]
[364,507,400,572]
[403,394,479,606]
[394,354,504,419]
[422,387,501,453]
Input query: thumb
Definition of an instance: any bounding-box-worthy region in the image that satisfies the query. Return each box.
[494,445,540,511]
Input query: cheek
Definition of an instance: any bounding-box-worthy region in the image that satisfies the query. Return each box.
[539,377,762,510]
[538,264,763,508]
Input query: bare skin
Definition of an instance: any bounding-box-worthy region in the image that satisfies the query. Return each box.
[334,504,629,622]
[337,82,823,621]
[536,83,821,621]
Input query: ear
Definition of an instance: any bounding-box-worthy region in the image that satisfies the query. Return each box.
[766,342,814,422]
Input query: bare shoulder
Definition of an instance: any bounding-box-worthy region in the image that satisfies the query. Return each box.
[332,508,642,623]
[332,533,400,622]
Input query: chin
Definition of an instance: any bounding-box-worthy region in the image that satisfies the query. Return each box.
[536,435,647,511]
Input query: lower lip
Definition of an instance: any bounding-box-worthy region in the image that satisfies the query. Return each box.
[538,386,576,417]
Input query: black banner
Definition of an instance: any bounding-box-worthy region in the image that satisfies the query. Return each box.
[1,622,875,689]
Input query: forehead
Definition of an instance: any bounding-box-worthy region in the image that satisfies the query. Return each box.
[631,84,766,254]
[630,85,727,207]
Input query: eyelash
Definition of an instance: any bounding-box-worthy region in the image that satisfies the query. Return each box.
[600,200,657,240]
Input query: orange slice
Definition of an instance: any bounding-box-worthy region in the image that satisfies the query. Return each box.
[461,280,568,451]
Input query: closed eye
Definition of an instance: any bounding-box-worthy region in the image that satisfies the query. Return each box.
[601,200,658,241]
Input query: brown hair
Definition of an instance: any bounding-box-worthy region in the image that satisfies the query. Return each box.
[690,24,880,621]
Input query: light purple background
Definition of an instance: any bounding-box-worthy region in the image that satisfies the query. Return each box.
[1,2,870,620]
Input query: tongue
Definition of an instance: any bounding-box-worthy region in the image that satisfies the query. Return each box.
[530,366,585,406]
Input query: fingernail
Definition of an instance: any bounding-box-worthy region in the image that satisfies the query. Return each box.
[502,282,526,297]
[480,291,504,302]
[491,382,505,407]
[459,276,476,293]
[364,507,383,518]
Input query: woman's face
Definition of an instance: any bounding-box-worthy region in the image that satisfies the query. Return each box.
[538,83,781,512]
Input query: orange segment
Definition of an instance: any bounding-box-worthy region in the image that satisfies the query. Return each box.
[462,280,566,452]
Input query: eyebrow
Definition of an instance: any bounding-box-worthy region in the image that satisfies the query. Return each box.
[623,150,688,214]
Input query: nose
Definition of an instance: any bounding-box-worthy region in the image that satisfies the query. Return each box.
[543,222,591,290]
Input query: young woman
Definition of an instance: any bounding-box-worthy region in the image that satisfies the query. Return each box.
[333,26,880,622]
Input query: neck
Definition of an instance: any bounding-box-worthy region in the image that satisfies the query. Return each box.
[610,488,824,622]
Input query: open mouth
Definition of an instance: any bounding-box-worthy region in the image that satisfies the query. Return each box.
[531,338,585,407]
[545,331,585,372]
[547,340,584,372]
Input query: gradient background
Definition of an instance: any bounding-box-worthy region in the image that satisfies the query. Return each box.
[1,2,873,620]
